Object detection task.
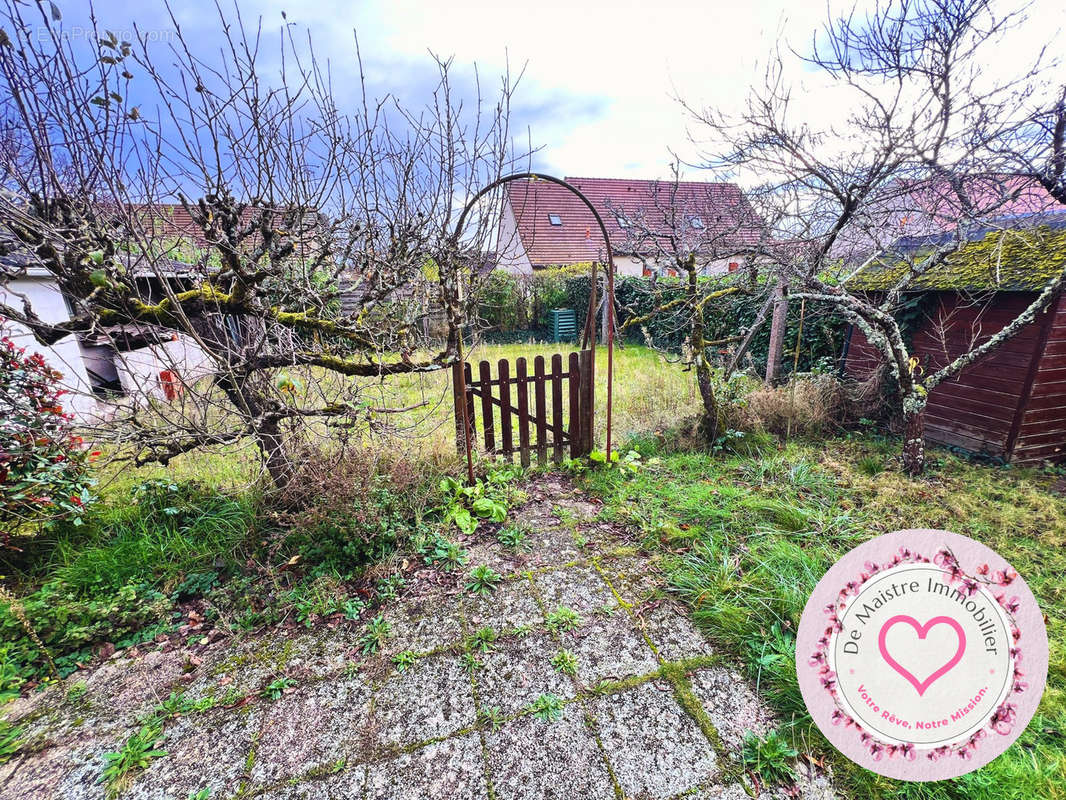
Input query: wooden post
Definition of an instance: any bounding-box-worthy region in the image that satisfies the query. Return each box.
[479,360,494,452]
[516,357,531,468]
[568,352,582,459]
[534,355,548,467]
[463,362,477,444]
[551,353,564,464]
[452,362,466,455]
[765,276,789,385]
[579,348,595,456]
[499,359,513,462]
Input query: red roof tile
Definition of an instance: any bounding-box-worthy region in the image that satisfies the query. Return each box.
[505,176,765,266]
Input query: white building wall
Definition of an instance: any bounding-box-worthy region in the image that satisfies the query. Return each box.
[494,202,534,275]
[1,275,103,421]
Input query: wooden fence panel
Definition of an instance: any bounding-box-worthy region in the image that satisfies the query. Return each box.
[534,355,548,466]
[568,352,582,459]
[499,359,513,461]
[516,357,531,468]
[551,354,564,464]
[479,360,494,452]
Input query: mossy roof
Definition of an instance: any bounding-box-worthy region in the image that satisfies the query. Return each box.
[847,226,1066,292]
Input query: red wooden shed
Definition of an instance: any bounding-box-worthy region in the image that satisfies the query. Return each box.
[844,226,1066,465]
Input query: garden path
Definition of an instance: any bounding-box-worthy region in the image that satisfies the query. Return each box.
[0,473,836,800]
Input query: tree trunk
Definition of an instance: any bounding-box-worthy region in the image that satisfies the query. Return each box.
[901,394,927,476]
[687,255,724,444]
[765,277,789,385]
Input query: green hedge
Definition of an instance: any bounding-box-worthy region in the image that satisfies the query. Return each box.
[561,275,849,376]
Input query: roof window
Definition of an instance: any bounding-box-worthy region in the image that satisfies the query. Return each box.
[690,216,705,229]
[548,213,562,226]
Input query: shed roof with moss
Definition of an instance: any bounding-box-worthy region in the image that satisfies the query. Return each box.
[847,225,1066,292]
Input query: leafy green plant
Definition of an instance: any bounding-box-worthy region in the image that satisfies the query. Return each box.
[343,599,366,621]
[101,720,167,794]
[419,534,469,571]
[359,614,390,654]
[263,677,296,700]
[0,719,23,764]
[588,448,652,476]
[528,693,564,722]
[741,729,797,787]
[496,524,531,551]
[478,705,505,731]
[550,649,577,676]
[186,789,211,800]
[467,626,497,652]
[375,575,405,601]
[465,565,502,596]
[391,651,418,672]
[460,652,482,672]
[545,607,581,633]
[437,475,510,535]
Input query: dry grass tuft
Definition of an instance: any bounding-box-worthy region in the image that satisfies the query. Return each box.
[738,374,844,437]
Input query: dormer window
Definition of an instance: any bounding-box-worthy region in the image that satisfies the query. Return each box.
[548,213,562,226]
[690,216,705,229]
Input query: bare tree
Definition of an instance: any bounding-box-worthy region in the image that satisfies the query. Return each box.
[686,0,1066,474]
[0,1,521,488]
[607,162,768,441]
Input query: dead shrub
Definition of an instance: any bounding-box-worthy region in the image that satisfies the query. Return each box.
[738,374,845,437]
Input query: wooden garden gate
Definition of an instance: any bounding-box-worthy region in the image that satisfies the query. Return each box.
[452,349,595,466]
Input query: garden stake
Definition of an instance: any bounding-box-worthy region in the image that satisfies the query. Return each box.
[786,297,807,440]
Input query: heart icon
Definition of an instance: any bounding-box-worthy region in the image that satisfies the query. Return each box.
[877,615,967,696]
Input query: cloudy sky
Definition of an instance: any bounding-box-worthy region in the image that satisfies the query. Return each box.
[55,0,1066,183]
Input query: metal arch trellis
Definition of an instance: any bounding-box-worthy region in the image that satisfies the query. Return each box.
[451,172,618,484]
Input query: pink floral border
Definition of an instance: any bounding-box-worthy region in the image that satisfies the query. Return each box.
[807,546,1027,763]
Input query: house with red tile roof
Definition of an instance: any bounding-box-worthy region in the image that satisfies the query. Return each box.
[496,176,766,277]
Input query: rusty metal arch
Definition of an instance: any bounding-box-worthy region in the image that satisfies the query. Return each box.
[452,172,618,479]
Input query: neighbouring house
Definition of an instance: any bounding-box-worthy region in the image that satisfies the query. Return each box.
[844,213,1066,465]
[496,176,765,277]
[0,202,281,421]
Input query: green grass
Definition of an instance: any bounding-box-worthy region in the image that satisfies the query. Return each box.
[580,435,1066,800]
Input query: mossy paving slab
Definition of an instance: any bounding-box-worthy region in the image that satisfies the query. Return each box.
[123,707,260,800]
[636,601,715,663]
[78,648,190,733]
[533,564,618,616]
[599,554,665,606]
[381,591,465,655]
[250,676,373,788]
[279,628,361,682]
[183,634,293,702]
[559,611,659,687]
[364,731,487,800]
[515,525,586,568]
[461,577,542,632]
[473,631,576,717]
[370,654,476,747]
[687,667,775,753]
[0,735,115,800]
[590,680,719,799]
[483,702,615,800]
[253,767,364,800]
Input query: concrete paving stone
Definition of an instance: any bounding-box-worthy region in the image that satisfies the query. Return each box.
[636,601,715,663]
[598,554,665,607]
[253,767,365,800]
[365,731,487,800]
[371,654,476,747]
[483,701,615,800]
[0,735,115,800]
[282,628,362,682]
[124,707,260,800]
[78,647,189,731]
[559,611,658,687]
[689,783,752,799]
[473,631,576,717]
[519,525,585,568]
[461,577,543,633]
[533,564,618,616]
[688,667,776,753]
[591,680,718,799]
[462,540,530,577]
[250,675,374,787]
[381,590,465,655]
[183,633,293,702]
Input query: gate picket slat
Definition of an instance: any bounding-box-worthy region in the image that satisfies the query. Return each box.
[452,362,466,455]
[516,357,531,468]
[463,362,477,444]
[499,359,513,461]
[551,354,564,464]
[579,348,594,456]
[479,360,494,452]
[534,356,547,467]
[568,352,582,459]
